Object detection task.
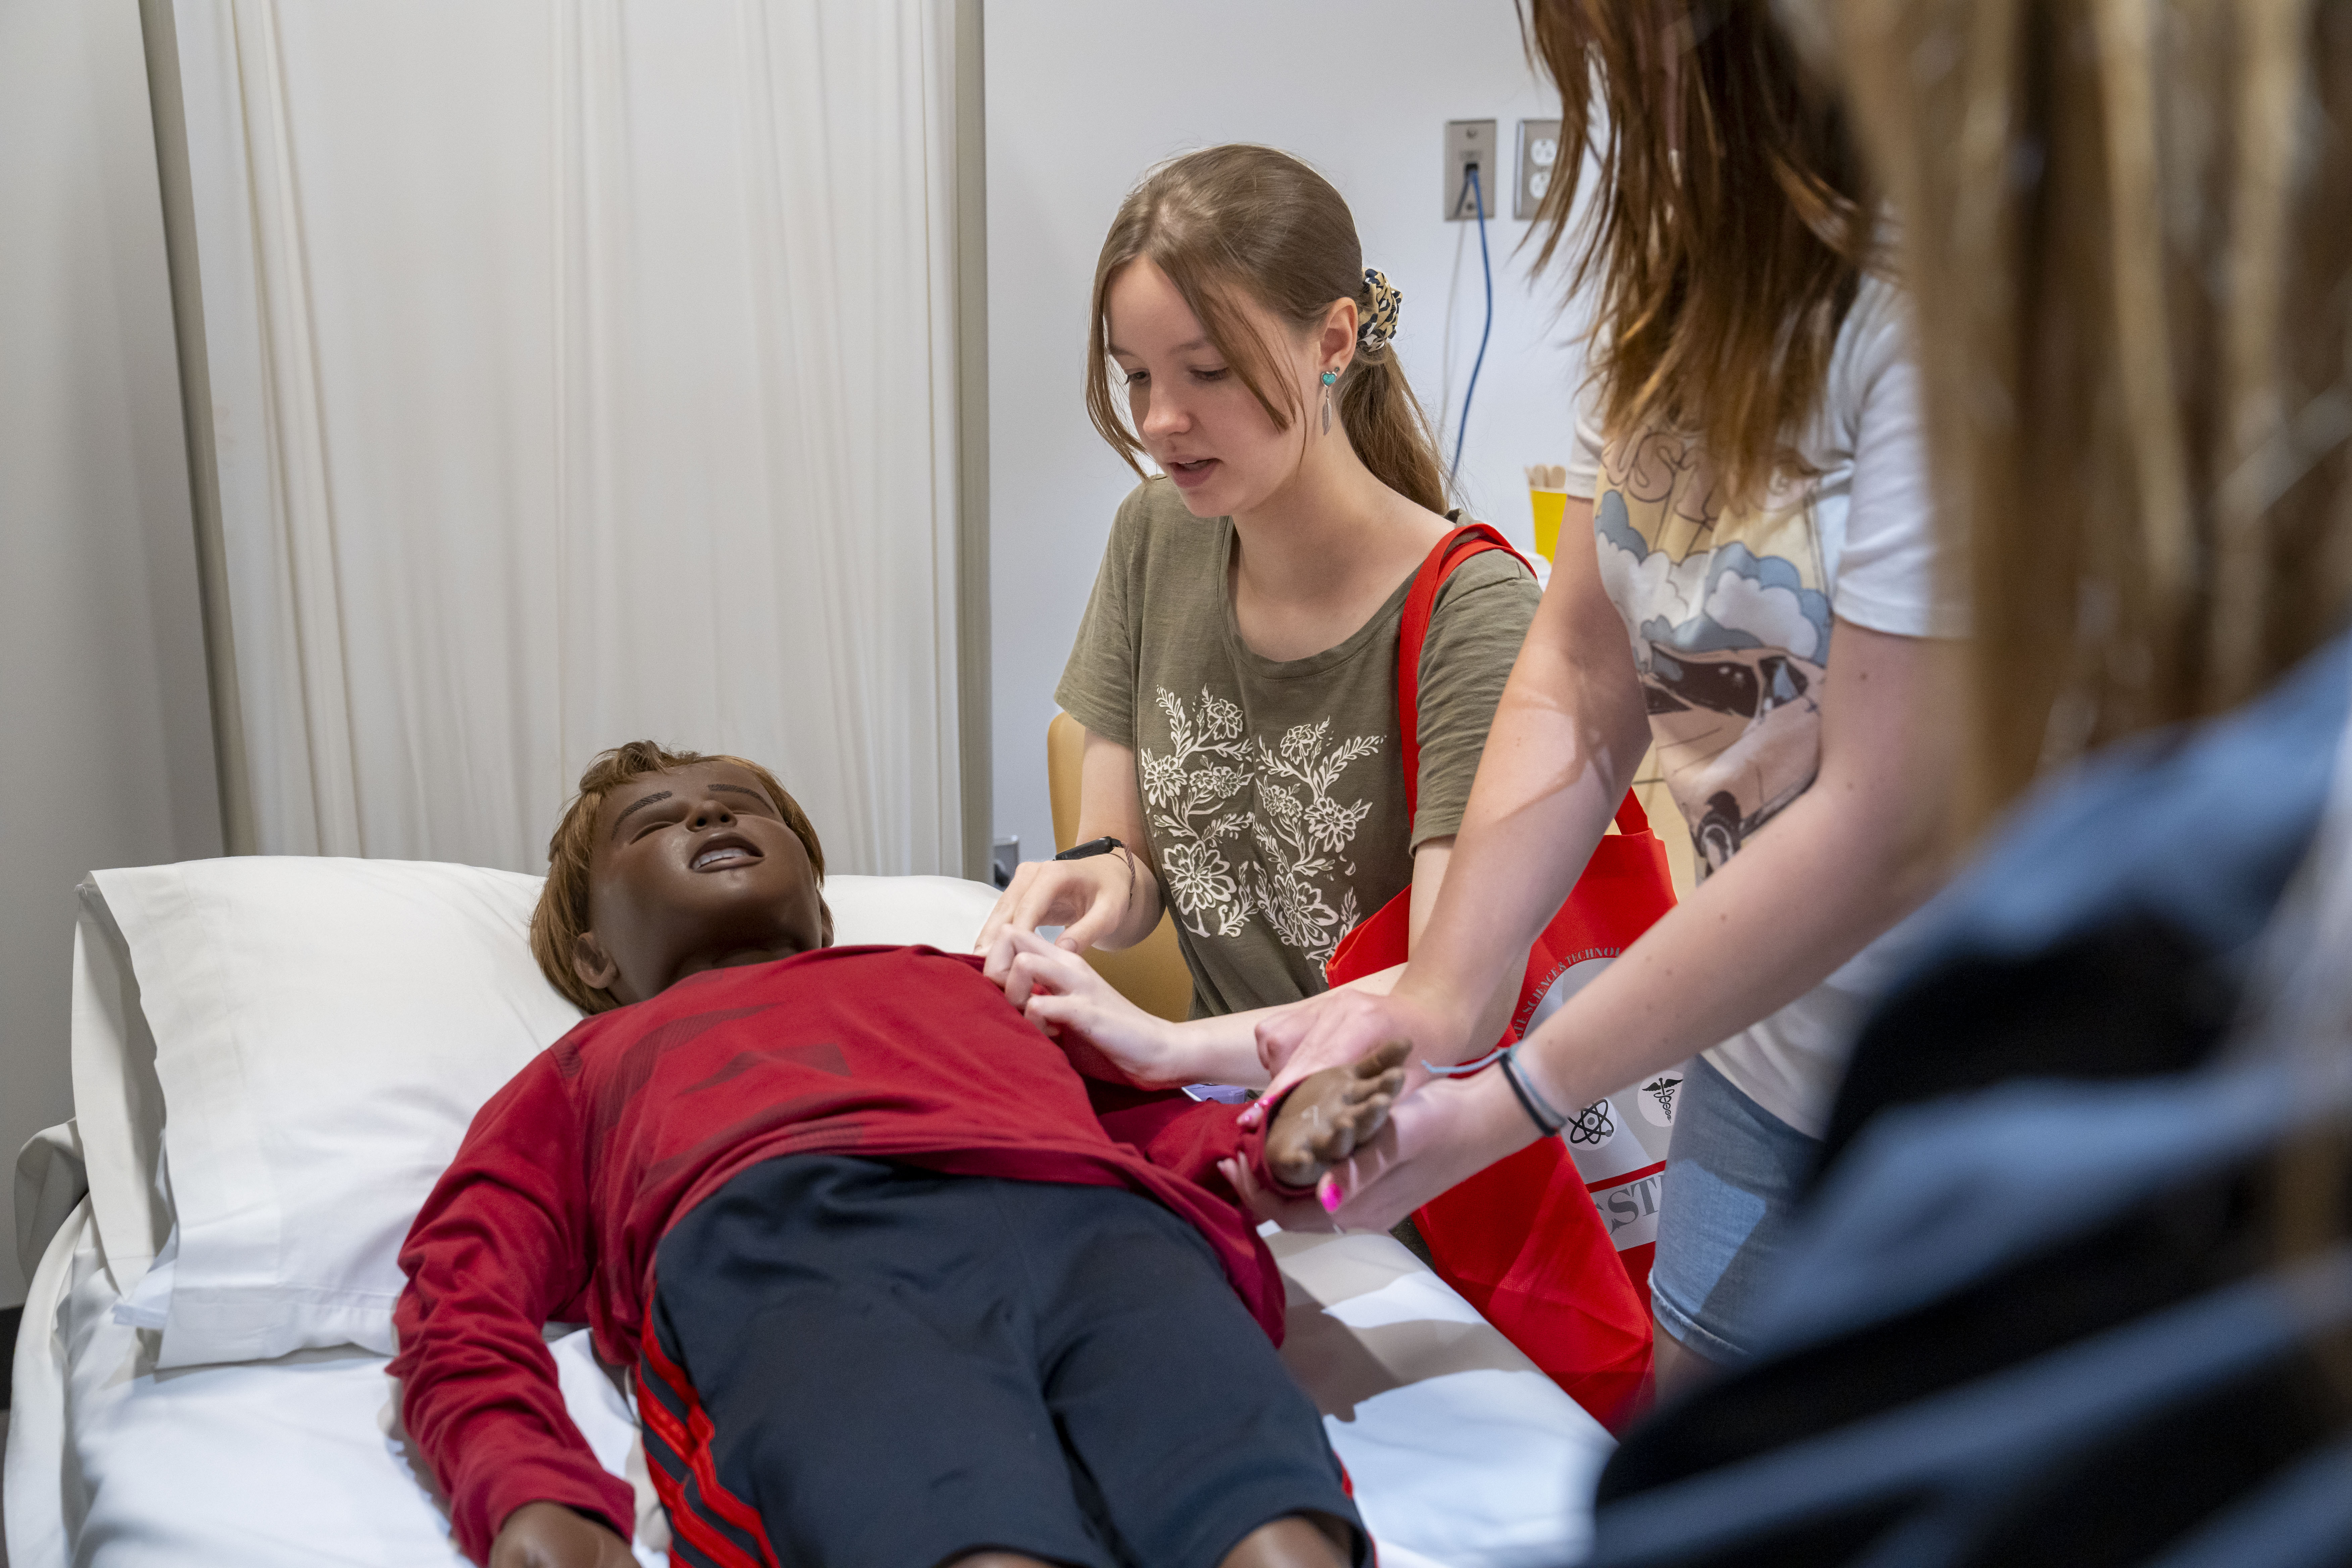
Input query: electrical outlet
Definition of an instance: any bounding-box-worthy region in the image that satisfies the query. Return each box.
[1444,119,1498,222]
[1516,118,1563,221]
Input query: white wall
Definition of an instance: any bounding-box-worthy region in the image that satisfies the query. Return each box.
[0,0,223,1307]
[984,0,1590,866]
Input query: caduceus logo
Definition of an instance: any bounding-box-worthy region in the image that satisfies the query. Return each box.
[1644,1076,1682,1122]
[1567,1098,1617,1145]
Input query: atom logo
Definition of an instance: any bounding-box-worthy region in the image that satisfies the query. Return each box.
[1566,1098,1617,1145]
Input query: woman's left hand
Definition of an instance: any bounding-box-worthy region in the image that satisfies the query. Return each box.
[985,928,1187,1088]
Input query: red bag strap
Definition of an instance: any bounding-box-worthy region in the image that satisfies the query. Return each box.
[1396,522,1532,820]
[1614,790,1652,837]
[1395,521,1653,839]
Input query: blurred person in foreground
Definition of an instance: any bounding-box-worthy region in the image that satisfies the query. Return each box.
[1577,2,2352,1563]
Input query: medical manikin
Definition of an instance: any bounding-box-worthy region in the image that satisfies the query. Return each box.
[390,742,1402,1568]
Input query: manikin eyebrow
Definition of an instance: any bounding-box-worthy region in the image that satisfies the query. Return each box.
[611,790,672,837]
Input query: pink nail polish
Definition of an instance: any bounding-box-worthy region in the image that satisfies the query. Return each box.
[1319,1179,1342,1213]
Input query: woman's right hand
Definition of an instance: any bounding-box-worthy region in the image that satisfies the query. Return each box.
[1239,982,1465,1129]
[984,928,1188,1087]
[975,852,1140,954]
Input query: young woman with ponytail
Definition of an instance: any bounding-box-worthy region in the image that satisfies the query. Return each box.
[977,144,1540,1092]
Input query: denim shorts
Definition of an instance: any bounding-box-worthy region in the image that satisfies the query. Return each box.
[1648,1057,1821,1364]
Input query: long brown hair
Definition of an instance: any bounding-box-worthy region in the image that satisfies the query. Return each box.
[1522,1,1877,513]
[1085,145,1450,514]
[1830,0,2352,822]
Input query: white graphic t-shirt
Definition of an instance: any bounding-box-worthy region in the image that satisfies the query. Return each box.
[1565,275,1966,1136]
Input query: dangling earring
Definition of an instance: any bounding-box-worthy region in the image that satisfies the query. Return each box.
[1320,368,1337,434]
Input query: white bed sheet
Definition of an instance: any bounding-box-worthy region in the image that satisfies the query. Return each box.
[12,1198,1606,1568]
[13,1202,660,1568]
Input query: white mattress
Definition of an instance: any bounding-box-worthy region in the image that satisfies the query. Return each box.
[10,1197,1606,1568]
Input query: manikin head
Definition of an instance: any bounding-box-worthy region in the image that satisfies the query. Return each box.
[531,741,831,1013]
[1086,144,1449,521]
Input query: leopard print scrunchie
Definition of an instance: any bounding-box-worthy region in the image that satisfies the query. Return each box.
[1358,268,1402,355]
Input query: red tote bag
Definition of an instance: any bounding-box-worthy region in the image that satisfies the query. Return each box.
[1322,524,1678,1430]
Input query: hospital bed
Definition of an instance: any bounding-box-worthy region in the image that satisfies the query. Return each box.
[6,859,1609,1568]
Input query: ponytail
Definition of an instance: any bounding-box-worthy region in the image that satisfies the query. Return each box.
[1336,328,1448,515]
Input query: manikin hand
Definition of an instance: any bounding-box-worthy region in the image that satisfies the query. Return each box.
[1239,984,1462,1130]
[985,928,1185,1087]
[490,1502,637,1568]
[975,852,1138,954]
[1218,1043,1411,1226]
[1229,1062,1537,1234]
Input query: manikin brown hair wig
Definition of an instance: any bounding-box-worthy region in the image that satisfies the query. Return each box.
[530,741,825,1014]
[1085,144,1451,515]
[1827,0,2352,821]
[1520,0,1877,514]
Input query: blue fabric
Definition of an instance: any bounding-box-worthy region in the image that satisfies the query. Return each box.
[1649,1058,1821,1363]
[1756,1064,2312,1354]
[1594,1061,2352,1568]
[1586,631,2352,1567]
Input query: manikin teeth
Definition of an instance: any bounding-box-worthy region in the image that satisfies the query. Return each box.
[694,846,750,870]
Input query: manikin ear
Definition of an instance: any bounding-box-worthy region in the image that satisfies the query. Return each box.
[572,930,621,996]
[816,896,834,949]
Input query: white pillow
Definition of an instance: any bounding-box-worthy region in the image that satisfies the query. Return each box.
[84,859,1000,1368]
[822,873,999,952]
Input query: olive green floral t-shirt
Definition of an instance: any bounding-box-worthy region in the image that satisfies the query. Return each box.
[1056,478,1541,1018]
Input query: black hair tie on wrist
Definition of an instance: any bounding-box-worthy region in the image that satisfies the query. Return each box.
[1499,1046,1571,1137]
[1052,836,1137,919]
[1425,1041,1572,1138]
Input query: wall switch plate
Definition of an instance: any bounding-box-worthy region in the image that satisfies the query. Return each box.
[1444,119,1499,221]
[1516,118,1563,221]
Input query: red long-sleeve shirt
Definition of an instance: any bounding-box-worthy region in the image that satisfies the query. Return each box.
[389,945,1285,1564]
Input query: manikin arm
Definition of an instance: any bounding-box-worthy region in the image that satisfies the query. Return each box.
[391,1061,634,1566]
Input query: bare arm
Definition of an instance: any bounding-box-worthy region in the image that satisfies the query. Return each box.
[991,830,1469,1089]
[1513,616,1956,1109]
[1260,616,1960,1227]
[1251,500,1653,1097]
[977,730,1166,953]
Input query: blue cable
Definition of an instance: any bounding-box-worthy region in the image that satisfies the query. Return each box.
[1451,163,1494,480]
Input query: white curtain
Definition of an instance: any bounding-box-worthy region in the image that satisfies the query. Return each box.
[167,0,965,875]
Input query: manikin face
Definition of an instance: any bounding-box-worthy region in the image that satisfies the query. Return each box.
[1104,258,1344,519]
[572,762,831,1006]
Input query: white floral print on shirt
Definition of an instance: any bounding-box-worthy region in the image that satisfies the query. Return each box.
[1139,686,1383,967]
